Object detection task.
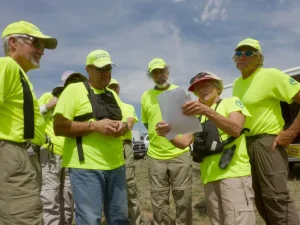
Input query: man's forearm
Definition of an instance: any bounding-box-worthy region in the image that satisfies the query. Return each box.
[54,118,91,138]
[285,112,300,138]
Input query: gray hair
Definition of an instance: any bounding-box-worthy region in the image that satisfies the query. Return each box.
[232,51,264,68]
[2,34,27,56]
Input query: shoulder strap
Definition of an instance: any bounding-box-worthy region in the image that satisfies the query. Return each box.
[20,70,34,139]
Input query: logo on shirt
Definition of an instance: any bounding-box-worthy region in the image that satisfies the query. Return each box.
[289,77,298,85]
[235,100,244,108]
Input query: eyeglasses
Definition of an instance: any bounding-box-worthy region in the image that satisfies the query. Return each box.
[96,65,113,73]
[18,36,45,50]
[235,51,257,57]
[189,72,210,85]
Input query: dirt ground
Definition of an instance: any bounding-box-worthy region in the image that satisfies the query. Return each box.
[131,157,300,225]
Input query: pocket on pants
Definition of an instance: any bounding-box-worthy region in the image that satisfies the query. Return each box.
[234,204,255,225]
[265,169,288,194]
[0,197,11,223]
[8,195,42,215]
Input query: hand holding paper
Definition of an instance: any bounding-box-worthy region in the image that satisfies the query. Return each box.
[157,87,202,140]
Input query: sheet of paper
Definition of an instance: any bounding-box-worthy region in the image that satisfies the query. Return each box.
[157,87,202,140]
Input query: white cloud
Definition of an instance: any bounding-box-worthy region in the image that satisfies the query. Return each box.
[172,0,186,2]
[200,0,227,22]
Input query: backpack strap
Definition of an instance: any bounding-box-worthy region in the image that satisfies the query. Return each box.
[20,70,34,139]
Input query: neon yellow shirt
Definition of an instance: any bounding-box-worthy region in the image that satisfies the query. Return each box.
[200,97,252,185]
[38,92,64,155]
[121,102,138,141]
[0,57,45,146]
[233,67,300,136]
[141,84,189,159]
[54,82,125,170]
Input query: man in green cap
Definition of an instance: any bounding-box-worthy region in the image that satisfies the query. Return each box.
[141,58,192,225]
[39,71,87,225]
[53,50,130,225]
[108,78,149,225]
[233,38,300,224]
[0,21,57,225]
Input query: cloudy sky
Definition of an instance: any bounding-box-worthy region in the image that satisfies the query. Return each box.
[1,0,300,132]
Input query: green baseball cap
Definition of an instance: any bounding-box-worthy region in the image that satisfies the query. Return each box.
[109,78,119,85]
[86,49,115,68]
[2,21,57,49]
[235,38,261,52]
[148,58,167,73]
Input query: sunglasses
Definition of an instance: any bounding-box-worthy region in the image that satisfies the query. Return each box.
[96,65,113,73]
[18,36,45,50]
[235,51,257,57]
[189,72,211,85]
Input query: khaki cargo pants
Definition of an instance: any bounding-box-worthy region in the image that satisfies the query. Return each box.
[0,141,43,225]
[246,134,300,225]
[124,142,149,225]
[148,152,192,225]
[40,147,74,225]
[204,176,256,225]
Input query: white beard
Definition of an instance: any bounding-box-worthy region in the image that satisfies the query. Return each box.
[156,82,169,89]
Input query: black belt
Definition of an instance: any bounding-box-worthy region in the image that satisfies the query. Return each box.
[122,139,132,144]
[0,140,31,149]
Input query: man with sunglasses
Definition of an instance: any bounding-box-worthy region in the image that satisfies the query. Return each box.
[53,50,130,225]
[233,38,300,224]
[141,58,192,225]
[0,21,57,225]
[38,71,87,225]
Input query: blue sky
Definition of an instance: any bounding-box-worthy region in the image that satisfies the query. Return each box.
[1,0,300,132]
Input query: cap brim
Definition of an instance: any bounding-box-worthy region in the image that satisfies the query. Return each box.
[93,61,115,68]
[31,34,58,49]
[235,44,259,51]
[188,77,220,92]
[149,65,166,73]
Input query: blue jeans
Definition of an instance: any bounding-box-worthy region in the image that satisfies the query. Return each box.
[69,166,130,225]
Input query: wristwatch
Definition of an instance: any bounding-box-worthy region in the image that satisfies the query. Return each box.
[124,122,129,131]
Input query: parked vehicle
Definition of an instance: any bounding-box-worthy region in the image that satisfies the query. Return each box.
[132,141,147,159]
[144,134,149,150]
[222,66,300,171]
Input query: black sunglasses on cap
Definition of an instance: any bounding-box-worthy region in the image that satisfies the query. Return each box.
[189,72,212,85]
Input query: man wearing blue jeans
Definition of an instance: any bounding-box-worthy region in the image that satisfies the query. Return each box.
[53,49,130,225]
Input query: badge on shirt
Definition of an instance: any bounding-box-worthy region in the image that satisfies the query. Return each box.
[235,99,244,108]
[289,77,298,85]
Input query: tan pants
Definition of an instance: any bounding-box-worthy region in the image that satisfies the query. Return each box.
[148,152,192,225]
[40,148,74,225]
[0,141,43,225]
[124,142,149,225]
[246,135,300,225]
[204,176,256,225]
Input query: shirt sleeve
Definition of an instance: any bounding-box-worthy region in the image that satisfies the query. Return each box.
[0,60,15,105]
[126,104,138,123]
[53,84,79,120]
[271,69,300,104]
[141,94,148,124]
[225,97,251,118]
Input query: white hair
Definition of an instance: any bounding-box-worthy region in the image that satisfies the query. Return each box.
[2,34,27,56]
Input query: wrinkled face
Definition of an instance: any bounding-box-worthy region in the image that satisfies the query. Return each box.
[194,80,220,105]
[108,83,120,95]
[234,46,260,71]
[86,64,112,89]
[150,68,169,88]
[10,35,45,70]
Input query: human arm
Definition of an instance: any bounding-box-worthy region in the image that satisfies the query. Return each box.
[53,114,122,138]
[182,100,246,137]
[155,121,194,149]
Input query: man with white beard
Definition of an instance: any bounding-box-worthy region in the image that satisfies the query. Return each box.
[140,58,192,225]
